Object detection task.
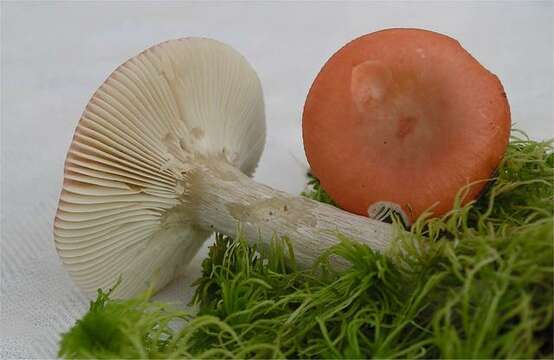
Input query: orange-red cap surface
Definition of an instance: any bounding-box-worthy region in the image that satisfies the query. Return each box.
[302,29,511,222]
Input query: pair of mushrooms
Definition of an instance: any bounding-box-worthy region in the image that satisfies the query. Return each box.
[54,29,510,297]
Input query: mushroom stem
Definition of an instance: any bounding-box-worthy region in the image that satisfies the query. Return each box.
[188,158,394,266]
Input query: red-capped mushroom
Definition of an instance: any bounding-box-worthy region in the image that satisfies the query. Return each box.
[303,28,511,224]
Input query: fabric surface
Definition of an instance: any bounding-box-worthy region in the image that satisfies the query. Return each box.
[1,2,553,358]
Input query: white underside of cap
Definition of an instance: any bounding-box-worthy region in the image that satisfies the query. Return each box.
[367,201,411,226]
[54,38,266,297]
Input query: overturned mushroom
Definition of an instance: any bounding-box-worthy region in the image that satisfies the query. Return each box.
[54,38,393,298]
[303,28,511,224]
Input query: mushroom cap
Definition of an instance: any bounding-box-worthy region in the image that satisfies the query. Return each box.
[54,38,265,297]
[302,28,510,223]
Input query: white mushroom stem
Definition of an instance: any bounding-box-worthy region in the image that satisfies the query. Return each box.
[54,38,397,297]
[186,158,394,266]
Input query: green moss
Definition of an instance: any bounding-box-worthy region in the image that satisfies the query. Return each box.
[59,135,553,359]
[301,173,338,207]
[58,281,193,359]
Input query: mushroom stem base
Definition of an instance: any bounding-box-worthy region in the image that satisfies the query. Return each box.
[188,159,394,266]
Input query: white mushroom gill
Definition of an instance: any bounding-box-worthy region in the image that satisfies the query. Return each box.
[55,38,394,299]
[54,38,265,297]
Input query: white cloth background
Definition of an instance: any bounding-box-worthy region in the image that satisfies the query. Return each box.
[1,1,553,358]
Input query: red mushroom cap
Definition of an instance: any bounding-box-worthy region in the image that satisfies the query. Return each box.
[302,28,511,223]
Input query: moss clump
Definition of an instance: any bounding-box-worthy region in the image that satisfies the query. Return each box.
[59,135,553,359]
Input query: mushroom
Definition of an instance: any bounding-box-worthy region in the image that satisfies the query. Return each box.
[54,38,393,298]
[303,28,511,224]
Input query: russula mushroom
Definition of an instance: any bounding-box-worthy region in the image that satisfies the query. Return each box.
[303,28,511,224]
[54,38,393,298]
